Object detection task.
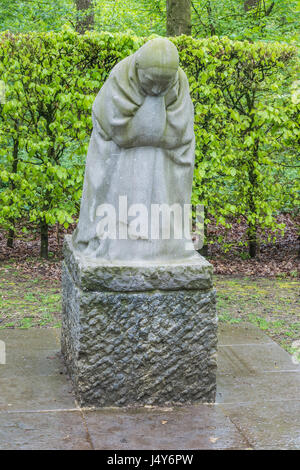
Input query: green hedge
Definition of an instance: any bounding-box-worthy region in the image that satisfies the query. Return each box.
[0,29,298,257]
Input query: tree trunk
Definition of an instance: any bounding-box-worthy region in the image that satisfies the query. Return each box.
[247,139,260,259]
[199,240,208,257]
[40,219,49,259]
[247,223,258,258]
[7,228,14,249]
[244,0,259,11]
[199,206,208,257]
[166,0,191,36]
[75,0,94,34]
[7,134,19,248]
[206,1,216,36]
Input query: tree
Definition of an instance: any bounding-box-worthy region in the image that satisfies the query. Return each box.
[191,0,299,42]
[0,31,93,258]
[1,1,298,43]
[0,30,298,260]
[0,69,30,249]
[166,0,191,36]
[0,119,24,249]
[75,0,95,33]
[177,35,298,258]
[0,0,74,33]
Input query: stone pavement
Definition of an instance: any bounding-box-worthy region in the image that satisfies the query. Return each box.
[0,323,299,450]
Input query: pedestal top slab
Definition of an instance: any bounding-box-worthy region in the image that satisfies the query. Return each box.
[63,235,213,292]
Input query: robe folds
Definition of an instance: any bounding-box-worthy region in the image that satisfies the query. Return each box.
[72,48,197,263]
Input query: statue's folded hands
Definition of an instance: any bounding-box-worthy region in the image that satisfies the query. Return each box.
[114,95,167,149]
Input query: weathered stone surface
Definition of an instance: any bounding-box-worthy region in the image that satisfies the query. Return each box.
[61,249,217,407]
[64,235,213,292]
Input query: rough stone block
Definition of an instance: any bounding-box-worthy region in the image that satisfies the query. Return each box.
[62,235,217,407]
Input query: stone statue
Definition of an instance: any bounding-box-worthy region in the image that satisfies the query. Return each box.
[62,39,217,407]
[72,38,197,262]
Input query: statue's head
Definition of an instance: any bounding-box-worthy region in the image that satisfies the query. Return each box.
[136,38,179,96]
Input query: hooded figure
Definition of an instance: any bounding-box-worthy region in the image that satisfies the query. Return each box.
[72,38,197,262]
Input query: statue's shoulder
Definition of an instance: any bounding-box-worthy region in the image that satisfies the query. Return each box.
[178,66,188,83]
[108,54,133,80]
[93,53,135,113]
[177,67,191,95]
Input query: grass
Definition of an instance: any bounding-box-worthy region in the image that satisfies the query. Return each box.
[215,276,300,355]
[0,264,61,329]
[0,262,299,356]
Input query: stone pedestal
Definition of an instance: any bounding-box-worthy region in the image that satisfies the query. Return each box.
[61,235,217,407]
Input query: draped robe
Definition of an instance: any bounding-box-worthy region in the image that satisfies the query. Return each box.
[72,50,197,262]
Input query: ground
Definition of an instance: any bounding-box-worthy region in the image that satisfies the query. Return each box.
[0,227,299,449]
[0,262,298,359]
[216,276,299,357]
[1,323,299,449]
[0,263,61,330]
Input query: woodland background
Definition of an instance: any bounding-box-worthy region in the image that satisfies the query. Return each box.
[0,0,299,276]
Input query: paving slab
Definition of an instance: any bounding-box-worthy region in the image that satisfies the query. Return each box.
[0,328,60,352]
[0,350,64,379]
[216,371,300,404]
[0,374,76,412]
[83,405,250,450]
[0,329,75,411]
[220,401,300,450]
[218,343,300,376]
[0,411,91,450]
[217,323,275,346]
[0,323,299,449]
